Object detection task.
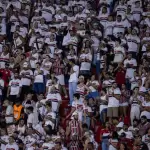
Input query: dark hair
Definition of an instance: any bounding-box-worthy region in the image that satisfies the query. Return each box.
[141,115,147,120]
[69,59,76,64]
[120,143,128,150]
[27,106,33,112]
[73,93,80,99]
[112,131,118,139]
[82,123,88,129]
[46,101,52,107]
[115,38,121,44]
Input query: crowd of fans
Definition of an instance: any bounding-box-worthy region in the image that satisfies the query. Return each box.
[0,0,150,149]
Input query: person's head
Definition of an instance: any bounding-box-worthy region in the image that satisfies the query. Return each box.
[79,75,84,83]
[21,54,26,60]
[0,129,7,136]
[101,88,107,96]
[133,87,139,95]
[116,15,122,22]
[83,99,88,106]
[82,123,89,132]
[119,143,127,150]
[91,75,95,81]
[13,131,19,138]
[38,93,44,101]
[121,84,126,90]
[102,6,107,14]
[145,93,150,102]
[140,116,147,124]
[85,40,90,48]
[73,112,78,120]
[115,38,121,46]
[113,82,118,88]
[147,128,150,135]
[14,72,19,79]
[54,142,62,150]
[26,106,34,114]
[132,29,137,35]
[87,142,94,150]
[8,136,15,144]
[3,45,9,53]
[19,118,25,126]
[92,22,99,30]
[127,53,132,60]
[133,119,139,127]
[134,135,142,144]
[120,0,125,5]
[112,131,119,139]
[88,97,95,105]
[73,93,80,101]
[45,55,50,61]
[108,15,113,21]
[69,59,76,66]
[123,124,128,131]
[105,122,110,128]
[40,18,45,25]
[26,93,32,100]
[45,101,52,111]
[135,0,140,8]
[15,99,21,106]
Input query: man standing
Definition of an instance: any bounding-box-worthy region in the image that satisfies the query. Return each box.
[7,72,22,102]
[68,59,79,105]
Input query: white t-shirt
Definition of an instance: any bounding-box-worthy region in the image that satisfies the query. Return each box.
[20,70,33,86]
[126,34,140,52]
[124,58,137,79]
[108,96,119,107]
[131,7,143,22]
[46,93,62,112]
[113,46,125,63]
[69,65,79,83]
[80,53,92,71]
[5,105,13,124]
[0,135,9,150]
[4,143,19,150]
[9,79,22,95]
[45,111,56,129]
[72,100,83,121]
[34,74,44,83]
[27,112,39,128]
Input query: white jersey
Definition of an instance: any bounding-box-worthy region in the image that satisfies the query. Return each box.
[20,70,33,86]
[9,79,22,95]
[46,93,62,112]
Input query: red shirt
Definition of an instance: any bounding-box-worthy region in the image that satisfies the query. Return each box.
[115,69,125,86]
[0,69,11,87]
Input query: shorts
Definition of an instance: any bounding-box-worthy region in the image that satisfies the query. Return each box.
[56,74,65,85]
[107,107,118,117]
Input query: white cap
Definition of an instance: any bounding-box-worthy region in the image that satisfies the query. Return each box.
[116,122,124,128]
[114,89,121,95]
